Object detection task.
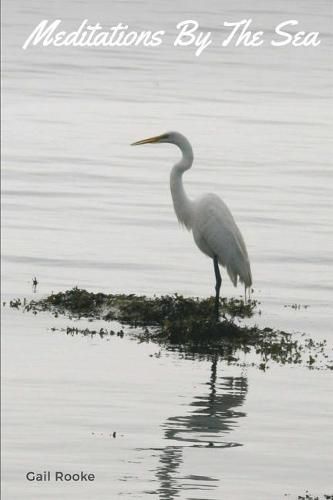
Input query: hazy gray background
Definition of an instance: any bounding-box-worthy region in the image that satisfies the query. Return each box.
[3,0,332,313]
[2,1,333,499]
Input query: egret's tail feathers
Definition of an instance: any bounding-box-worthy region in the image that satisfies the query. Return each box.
[242,265,252,289]
[224,258,252,289]
[226,266,238,287]
[240,267,252,289]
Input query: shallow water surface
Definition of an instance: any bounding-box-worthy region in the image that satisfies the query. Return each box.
[2,308,333,499]
[2,0,333,498]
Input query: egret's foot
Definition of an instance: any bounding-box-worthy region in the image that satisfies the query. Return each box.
[214,301,219,323]
[214,309,228,323]
[214,312,229,324]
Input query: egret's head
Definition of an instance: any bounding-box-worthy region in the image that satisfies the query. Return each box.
[131,131,193,159]
[131,131,193,168]
[131,132,173,146]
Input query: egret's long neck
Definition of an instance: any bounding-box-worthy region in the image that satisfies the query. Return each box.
[170,139,194,230]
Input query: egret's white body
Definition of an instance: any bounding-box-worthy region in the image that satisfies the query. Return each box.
[191,194,252,287]
[132,131,252,318]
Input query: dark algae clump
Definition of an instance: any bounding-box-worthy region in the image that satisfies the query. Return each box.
[294,493,333,500]
[16,287,332,370]
[42,288,107,316]
[29,287,257,325]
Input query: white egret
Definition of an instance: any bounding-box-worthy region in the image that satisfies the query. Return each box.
[131,131,252,320]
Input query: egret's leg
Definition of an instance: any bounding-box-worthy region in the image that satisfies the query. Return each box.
[213,256,222,321]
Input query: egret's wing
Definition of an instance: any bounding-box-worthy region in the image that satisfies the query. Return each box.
[193,194,252,287]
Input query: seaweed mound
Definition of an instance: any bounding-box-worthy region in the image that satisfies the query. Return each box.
[21,287,331,370]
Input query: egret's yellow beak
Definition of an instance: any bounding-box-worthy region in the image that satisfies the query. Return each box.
[131,134,163,146]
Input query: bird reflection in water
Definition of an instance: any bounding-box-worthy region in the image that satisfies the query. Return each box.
[155,357,248,499]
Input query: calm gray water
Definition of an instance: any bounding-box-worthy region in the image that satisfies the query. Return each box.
[2,0,333,498]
